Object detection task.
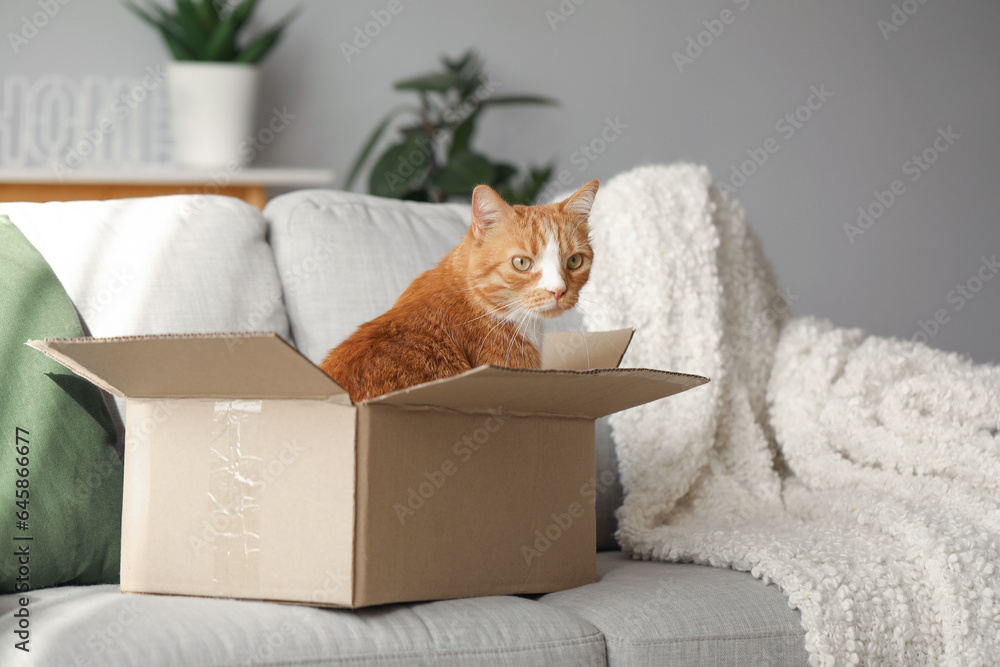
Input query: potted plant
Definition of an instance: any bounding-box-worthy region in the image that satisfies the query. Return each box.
[347,51,557,204]
[125,0,299,168]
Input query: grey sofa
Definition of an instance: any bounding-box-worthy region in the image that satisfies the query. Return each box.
[0,189,808,666]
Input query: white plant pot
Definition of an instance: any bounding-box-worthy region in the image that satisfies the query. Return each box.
[167,62,260,169]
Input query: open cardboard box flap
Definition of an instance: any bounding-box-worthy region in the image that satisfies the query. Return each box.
[27,333,351,403]
[28,329,708,417]
[366,366,707,419]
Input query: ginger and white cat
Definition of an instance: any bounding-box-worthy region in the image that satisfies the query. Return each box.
[320,180,598,402]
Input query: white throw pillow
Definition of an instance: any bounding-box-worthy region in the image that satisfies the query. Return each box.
[2,195,290,340]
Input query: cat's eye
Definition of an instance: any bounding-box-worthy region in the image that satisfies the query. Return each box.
[566,254,584,270]
[512,256,532,272]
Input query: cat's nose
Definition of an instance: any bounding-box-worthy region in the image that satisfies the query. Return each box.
[549,288,566,302]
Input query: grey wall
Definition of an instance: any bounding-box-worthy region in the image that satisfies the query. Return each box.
[3,0,998,363]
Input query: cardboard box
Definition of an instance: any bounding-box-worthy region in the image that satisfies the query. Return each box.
[30,329,707,608]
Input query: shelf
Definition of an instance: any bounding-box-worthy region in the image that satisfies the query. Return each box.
[0,166,335,209]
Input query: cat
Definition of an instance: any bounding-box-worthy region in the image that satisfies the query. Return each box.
[319,180,599,403]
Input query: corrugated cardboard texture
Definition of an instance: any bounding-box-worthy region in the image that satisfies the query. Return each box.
[121,398,356,606]
[29,333,348,401]
[366,366,707,419]
[540,329,634,370]
[354,404,596,607]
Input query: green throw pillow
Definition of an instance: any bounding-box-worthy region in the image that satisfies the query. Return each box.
[0,214,123,592]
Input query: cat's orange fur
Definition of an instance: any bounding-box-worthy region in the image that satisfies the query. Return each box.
[320,180,598,403]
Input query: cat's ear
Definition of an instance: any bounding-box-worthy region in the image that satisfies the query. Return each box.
[471,184,512,240]
[562,180,600,219]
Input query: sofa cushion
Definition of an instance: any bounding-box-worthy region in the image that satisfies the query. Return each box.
[0,585,606,666]
[0,196,290,340]
[0,217,122,592]
[540,552,808,666]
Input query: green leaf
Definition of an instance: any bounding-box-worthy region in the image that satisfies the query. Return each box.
[431,152,496,197]
[123,1,202,60]
[508,165,554,205]
[448,114,476,159]
[490,162,518,188]
[344,105,415,190]
[159,26,200,60]
[441,51,474,73]
[175,0,213,46]
[369,138,434,199]
[394,72,460,95]
[192,0,218,33]
[200,0,218,20]
[228,0,259,32]
[204,11,238,60]
[481,95,558,107]
[149,4,191,39]
[402,188,431,202]
[233,7,300,63]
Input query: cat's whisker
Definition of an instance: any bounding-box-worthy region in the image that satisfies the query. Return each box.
[574,295,617,317]
[501,300,529,366]
[479,297,531,363]
[460,302,510,326]
[477,309,516,359]
[573,303,611,327]
[506,308,533,366]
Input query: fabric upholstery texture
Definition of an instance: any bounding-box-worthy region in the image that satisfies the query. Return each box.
[0,215,123,592]
[541,552,809,666]
[0,584,605,666]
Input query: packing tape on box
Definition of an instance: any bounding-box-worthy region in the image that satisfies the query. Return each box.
[209,400,263,595]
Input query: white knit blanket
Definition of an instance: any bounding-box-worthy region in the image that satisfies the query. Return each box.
[581,164,1000,666]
